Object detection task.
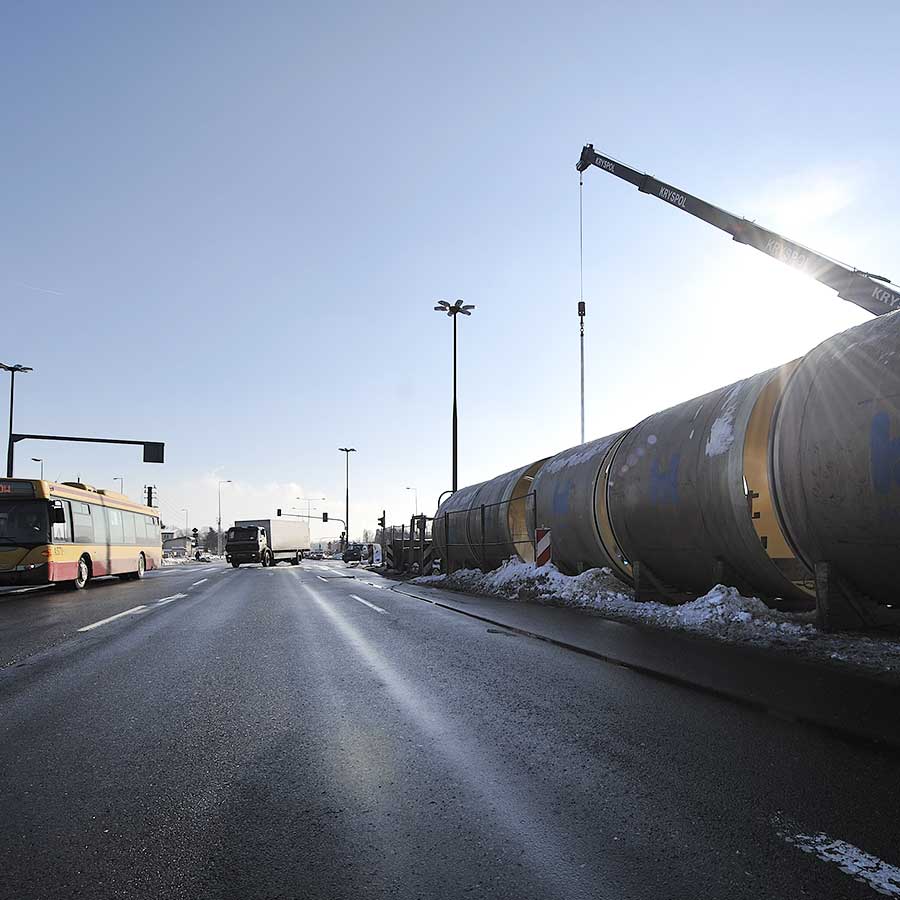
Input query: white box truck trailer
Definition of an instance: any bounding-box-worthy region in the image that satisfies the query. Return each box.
[225,518,310,567]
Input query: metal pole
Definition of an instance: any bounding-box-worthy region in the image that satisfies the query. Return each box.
[6,370,15,478]
[217,484,222,556]
[579,171,586,445]
[345,452,349,549]
[580,309,585,443]
[451,316,457,493]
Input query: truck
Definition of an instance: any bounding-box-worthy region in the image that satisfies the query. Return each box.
[225,518,310,568]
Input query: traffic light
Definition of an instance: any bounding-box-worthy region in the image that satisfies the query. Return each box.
[322,512,328,523]
[144,485,157,507]
[377,510,385,528]
[191,527,199,547]
[276,508,282,517]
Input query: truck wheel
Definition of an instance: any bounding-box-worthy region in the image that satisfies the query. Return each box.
[291,554,299,566]
[231,560,240,568]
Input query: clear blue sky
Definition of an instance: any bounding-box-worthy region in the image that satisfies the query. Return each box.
[3,1,898,538]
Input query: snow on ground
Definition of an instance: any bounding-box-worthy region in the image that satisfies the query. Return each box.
[413,559,900,677]
[161,556,217,567]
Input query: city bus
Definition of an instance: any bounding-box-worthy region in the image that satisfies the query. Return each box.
[0,479,162,590]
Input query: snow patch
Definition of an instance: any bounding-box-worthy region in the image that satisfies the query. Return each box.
[704,415,735,456]
[542,436,616,474]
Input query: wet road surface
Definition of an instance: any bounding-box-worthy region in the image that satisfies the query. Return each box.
[2,560,899,899]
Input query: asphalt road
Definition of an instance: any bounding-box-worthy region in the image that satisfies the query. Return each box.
[2,560,899,899]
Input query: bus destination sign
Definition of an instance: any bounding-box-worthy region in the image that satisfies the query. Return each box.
[0,480,37,497]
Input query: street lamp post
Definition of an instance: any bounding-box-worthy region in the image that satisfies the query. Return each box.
[406,486,418,516]
[2,363,34,477]
[338,448,356,549]
[433,300,474,492]
[113,476,124,494]
[31,457,44,480]
[182,508,188,534]
[217,479,232,555]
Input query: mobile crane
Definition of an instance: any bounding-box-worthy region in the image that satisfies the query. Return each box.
[576,144,900,317]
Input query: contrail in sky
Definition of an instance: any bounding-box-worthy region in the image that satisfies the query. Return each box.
[12,280,63,296]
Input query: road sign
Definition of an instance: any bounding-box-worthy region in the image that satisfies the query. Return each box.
[535,528,551,567]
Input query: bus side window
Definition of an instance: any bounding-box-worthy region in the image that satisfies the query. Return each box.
[52,501,71,543]
[107,508,124,544]
[122,511,136,545]
[93,504,109,545]
[72,502,94,543]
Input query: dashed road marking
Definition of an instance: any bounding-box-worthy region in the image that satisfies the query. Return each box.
[350,594,387,614]
[78,606,147,632]
[190,579,208,587]
[155,593,188,606]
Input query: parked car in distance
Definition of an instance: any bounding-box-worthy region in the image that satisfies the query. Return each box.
[341,544,363,563]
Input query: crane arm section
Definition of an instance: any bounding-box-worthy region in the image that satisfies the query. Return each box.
[577,144,900,317]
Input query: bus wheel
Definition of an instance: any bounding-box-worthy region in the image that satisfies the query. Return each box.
[120,553,146,580]
[72,555,91,590]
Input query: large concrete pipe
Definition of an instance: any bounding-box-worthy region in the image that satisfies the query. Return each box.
[466,459,547,568]
[435,313,898,627]
[432,480,486,570]
[606,363,813,607]
[433,461,547,571]
[531,432,632,580]
[773,310,900,625]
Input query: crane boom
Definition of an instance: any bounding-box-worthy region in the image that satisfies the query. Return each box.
[577,144,900,317]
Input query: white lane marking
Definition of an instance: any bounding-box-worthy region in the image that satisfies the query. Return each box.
[364,581,384,590]
[155,593,188,606]
[317,575,330,582]
[78,606,147,632]
[190,579,208,587]
[350,594,387,614]
[778,824,900,896]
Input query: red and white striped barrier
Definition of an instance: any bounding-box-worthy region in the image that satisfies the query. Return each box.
[535,528,551,567]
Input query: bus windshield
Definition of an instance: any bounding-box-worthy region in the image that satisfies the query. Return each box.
[0,500,49,545]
